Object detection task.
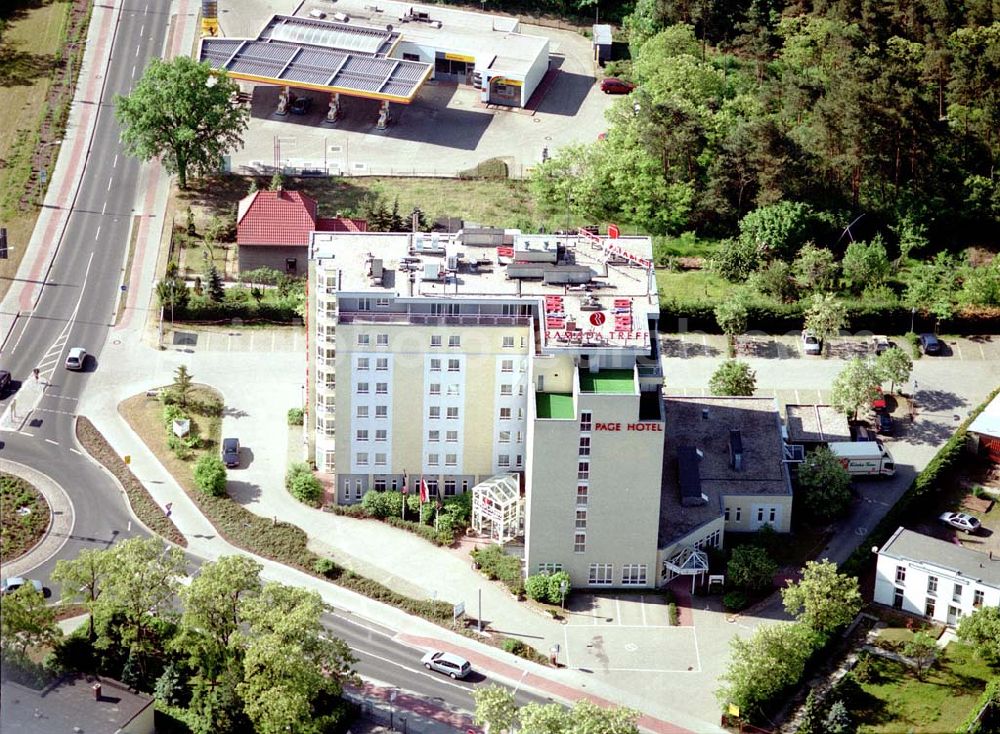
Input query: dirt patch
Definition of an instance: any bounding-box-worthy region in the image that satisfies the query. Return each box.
[74,417,186,547]
[0,472,50,563]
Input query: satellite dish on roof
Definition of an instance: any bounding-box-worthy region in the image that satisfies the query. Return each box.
[386,23,393,31]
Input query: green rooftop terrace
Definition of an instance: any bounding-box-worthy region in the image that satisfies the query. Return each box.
[536,393,575,420]
[578,368,635,394]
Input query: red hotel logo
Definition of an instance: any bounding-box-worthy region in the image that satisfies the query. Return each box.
[589,312,606,326]
[594,422,662,432]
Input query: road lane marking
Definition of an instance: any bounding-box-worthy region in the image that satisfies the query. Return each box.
[102,201,107,215]
[45,438,58,445]
[95,225,101,240]
[135,44,140,57]
[140,24,144,36]
[113,154,118,167]
[131,64,136,78]
[70,448,82,456]
[107,176,113,191]
[17,431,34,437]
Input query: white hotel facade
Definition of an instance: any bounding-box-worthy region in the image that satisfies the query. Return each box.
[307,229,668,587]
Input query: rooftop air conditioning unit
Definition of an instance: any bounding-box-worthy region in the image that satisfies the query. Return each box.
[333,12,350,22]
[423,263,442,281]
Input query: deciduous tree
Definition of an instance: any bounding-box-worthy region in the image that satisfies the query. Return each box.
[830,357,881,418]
[0,584,60,659]
[727,545,777,593]
[709,359,757,396]
[473,685,518,733]
[903,631,937,679]
[841,236,890,293]
[52,547,111,639]
[781,560,861,635]
[796,447,852,521]
[194,455,228,497]
[957,606,1000,664]
[803,292,848,348]
[875,347,913,394]
[115,58,248,190]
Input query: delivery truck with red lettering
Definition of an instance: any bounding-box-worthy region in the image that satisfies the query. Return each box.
[827,441,896,477]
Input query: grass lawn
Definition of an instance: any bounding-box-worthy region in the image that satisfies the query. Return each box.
[0,473,49,563]
[855,642,996,733]
[656,269,729,302]
[179,175,595,233]
[0,0,72,300]
[118,385,223,497]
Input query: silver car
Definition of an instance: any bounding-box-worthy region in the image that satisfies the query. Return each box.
[1,577,44,595]
[801,330,822,355]
[939,512,981,534]
[65,347,87,370]
[421,650,471,679]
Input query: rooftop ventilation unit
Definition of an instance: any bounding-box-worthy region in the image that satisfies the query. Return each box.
[423,263,442,281]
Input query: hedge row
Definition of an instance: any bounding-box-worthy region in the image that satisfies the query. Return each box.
[176,302,300,322]
[841,384,1000,579]
[77,419,453,623]
[658,298,1000,335]
[958,676,1000,734]
[75,418,187,548]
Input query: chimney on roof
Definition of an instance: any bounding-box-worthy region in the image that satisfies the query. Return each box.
[730,429,744,471]
[702,408,709,420]
[92,682,102,700]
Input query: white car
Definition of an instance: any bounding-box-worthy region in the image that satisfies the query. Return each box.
[1,577,44,595]
[939,512,981,534]
[801,331,822,355]
[421,650,471,679]
[65,347,87,370]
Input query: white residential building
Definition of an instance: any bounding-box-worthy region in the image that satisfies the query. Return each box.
[874,527,1000,626]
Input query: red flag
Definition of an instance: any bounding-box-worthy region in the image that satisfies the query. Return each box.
[420,479,428,504]
[608,223,620,239]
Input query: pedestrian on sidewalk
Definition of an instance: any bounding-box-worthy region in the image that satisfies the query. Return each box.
[165,502,173,518]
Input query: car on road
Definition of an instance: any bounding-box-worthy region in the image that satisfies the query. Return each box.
[0,369,11,396]
[1,577,43,595]
[871,335,894,355]
[222,437,241,468]
[919,333,941,354]
[801,330,822,355]
[600,78,635,94]
[289,96,312,114]
[421,650,471,679]
[874,411,894,435]
[939,511,981,533]
[65,347,86,370]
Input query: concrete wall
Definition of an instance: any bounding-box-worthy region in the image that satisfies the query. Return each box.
[874,553,1000,625]
[238,244,307,276]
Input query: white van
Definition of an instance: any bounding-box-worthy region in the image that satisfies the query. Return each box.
[828,441,896,477]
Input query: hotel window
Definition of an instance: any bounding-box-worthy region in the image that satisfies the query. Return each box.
[445,454,457,466]
[446,430,458,443]
[927,576,938,595]
[579,436,591,456]
[375,453,387,466]
[426,479,439,496]
[521,336,527,347]
[953,584,962,603]
[428,453,439,466]
[355,483,363,500]
[374,478,387,491]
[538,563,563,575]
[501,359,514,373]
[357,382,369,394]
[376,358,388,371]
[499,431,511,444]
[462,479,469,492]
[622,564,648,585]
[449,335,461,347]
[516,454,522,467]
[757,508,765,523]
[498,454,510,467]
[375,429,387,442]
[356,453,368,466]
[446,384,460,396]
[376,334,389,346]
[769,507,777,523]
[357,334,370,345]
[502,336,514,348]
[448,359,460,372]
[974,589,985,607]
[925,598,936,617]
[431,335,442,347]
[500,384,512,396]
[580,411,592,432]
[376,382,388,395]
[375,405,388,418]
[357,358,370,371]
[578,461,590,480]
[358,299,371,311]
[517,408,523,419]
[429,430,440,442]
[896,566,907,583]
[576,485,588,505]
[430,383,441,396]
[356,406,369,419]
[735,507,742,522]
[446,407,459,420]
[444,479,456,496]
[430,358,441,372]
[588,563,613,585]
[724,507,731,521]
[518,385,524,396]
[376,298,390,307]
[574,533,586,553]
[356,430,369,442]
[499,407,512,420]
[516,431,523,444]
[575,509,587,529]
[429,407,441,419]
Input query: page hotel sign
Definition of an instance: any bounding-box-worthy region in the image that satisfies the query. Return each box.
[594,422,662,432]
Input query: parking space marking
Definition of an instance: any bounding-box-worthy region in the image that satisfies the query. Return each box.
[954,342,963,360]
[979,343,985,360]
[692,627,703,673]
[563,625,571,669]
[615,596,622,626]
[640,595,647,627]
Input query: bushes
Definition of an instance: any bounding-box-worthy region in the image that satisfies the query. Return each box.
[193,455,227,497]
[286,462,323,506]
[668,603,680,626]
[350,490,467,545]
[471,544,524,596]
[723,591,749,611]
[525,574,549,601]
[524,571,571,605]
[287,408,304,426]
[502,638,527,655]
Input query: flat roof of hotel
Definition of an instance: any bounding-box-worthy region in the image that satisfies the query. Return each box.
[313,230,658,352]
[785,404,851,443]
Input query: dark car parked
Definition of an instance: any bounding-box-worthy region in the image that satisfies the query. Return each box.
[0,370,11,396]
[600,78,635,94]
[875,412,894,435]
[222,437,240,468]
[919,333,941,354]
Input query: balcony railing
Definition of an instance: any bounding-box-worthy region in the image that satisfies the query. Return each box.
[339,312,531,327]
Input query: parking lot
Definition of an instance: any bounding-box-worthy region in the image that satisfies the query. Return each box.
[561,594,701,675]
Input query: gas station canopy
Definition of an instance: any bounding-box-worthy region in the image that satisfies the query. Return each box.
[199,15,432,103]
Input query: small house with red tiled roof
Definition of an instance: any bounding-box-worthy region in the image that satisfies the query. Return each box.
[236,189,366,276]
